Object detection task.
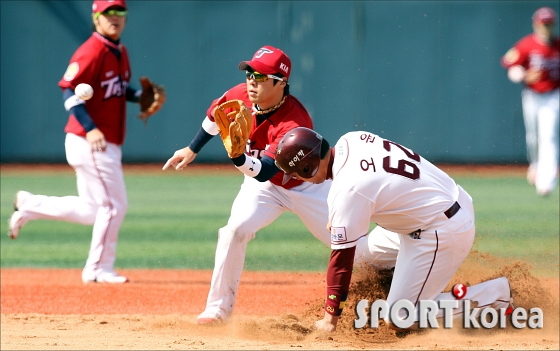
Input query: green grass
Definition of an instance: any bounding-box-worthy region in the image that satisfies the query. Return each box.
[1,170,558,276]
[454,176,559,276]
[0,171,330,271]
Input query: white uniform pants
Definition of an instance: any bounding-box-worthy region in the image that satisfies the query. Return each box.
[521,88,559,194]
[16,133,128,280]
[386,186,511,323]
[203,175,400,320]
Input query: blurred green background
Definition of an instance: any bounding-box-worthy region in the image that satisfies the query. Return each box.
[1,169,558,277]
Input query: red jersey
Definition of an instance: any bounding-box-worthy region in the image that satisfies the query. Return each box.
[207,83,313,188]
[59,32,131,145]
[501,33,560,93]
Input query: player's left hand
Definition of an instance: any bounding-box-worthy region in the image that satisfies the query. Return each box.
[138,76,166,123]
[213,100,253,158]
[313,313,339,333]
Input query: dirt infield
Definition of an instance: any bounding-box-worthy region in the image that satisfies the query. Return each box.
[1,261,558,350]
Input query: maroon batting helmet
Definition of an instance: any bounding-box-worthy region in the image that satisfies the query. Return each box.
[275,127,323,185]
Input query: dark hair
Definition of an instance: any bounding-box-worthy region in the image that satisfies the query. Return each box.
[320,138,330,159]
[270,72,290,96]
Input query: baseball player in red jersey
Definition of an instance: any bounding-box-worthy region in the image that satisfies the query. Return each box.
[275,128,513,332]
[501,7,560,196]
[8,0,164,283]
[163,46,401,324]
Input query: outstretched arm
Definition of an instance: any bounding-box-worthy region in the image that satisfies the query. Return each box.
[314,247,356,332]
[163,118,217,171]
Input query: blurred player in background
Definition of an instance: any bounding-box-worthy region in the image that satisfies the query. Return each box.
[501,7,560,196]
[163,45,400,324]
[275,127,513,332]
[8,0,165,283]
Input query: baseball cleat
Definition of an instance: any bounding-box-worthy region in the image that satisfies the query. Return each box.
[14,190,32,211]
[83,272,129,284]
[196,317,223,325]
[196,311,225,325]
[504,277,515,316]
[96,273,129,284]
[8,191,33,239]
[8,211,24,239]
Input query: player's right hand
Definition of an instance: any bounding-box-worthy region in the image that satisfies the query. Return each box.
[524,69,542,84]
[86,128,106,152]
[313,313,339,333]
[162,147,197,170]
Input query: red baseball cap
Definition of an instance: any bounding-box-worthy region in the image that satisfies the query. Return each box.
[92,0,127,14]
[532,7,556,24]
[238,46,292,79]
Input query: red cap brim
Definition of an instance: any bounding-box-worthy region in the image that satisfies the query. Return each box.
[93,0,127,13]
[238,61,276,75]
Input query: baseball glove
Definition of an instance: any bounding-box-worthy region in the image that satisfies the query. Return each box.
[213,100,253,158]
[138,76,166,123]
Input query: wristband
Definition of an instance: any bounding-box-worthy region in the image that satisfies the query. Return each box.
[325,291,348,316]
[202,116,219,136]
[64,94,85,111]
[234,154,262,177]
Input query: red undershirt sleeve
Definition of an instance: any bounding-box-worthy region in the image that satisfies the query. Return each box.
[324,246,356,316]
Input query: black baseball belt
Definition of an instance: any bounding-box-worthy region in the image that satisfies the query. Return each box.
[443,201,461,219]
[409,201,461,238]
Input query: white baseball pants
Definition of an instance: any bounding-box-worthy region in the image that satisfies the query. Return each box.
[521,88,559,194]
[385,186,511,323]
[16,133,127,281]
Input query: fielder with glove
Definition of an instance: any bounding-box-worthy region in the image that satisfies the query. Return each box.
[501,7,559,196]
[8,0,165,284]
[163,45,401,325]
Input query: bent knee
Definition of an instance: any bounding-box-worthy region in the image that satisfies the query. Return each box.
[220,225,255,243]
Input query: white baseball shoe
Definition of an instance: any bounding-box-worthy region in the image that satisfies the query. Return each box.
[196,310,226,325]
[8,191,33,239]
[8,211,24,239]
[503,277,514,316]
[82,271,129,284]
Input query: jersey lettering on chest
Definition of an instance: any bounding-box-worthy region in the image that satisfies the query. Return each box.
[248,138,270,159]
[100,75,128,100]
[529,53,560,71]
[249,146,270,159]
